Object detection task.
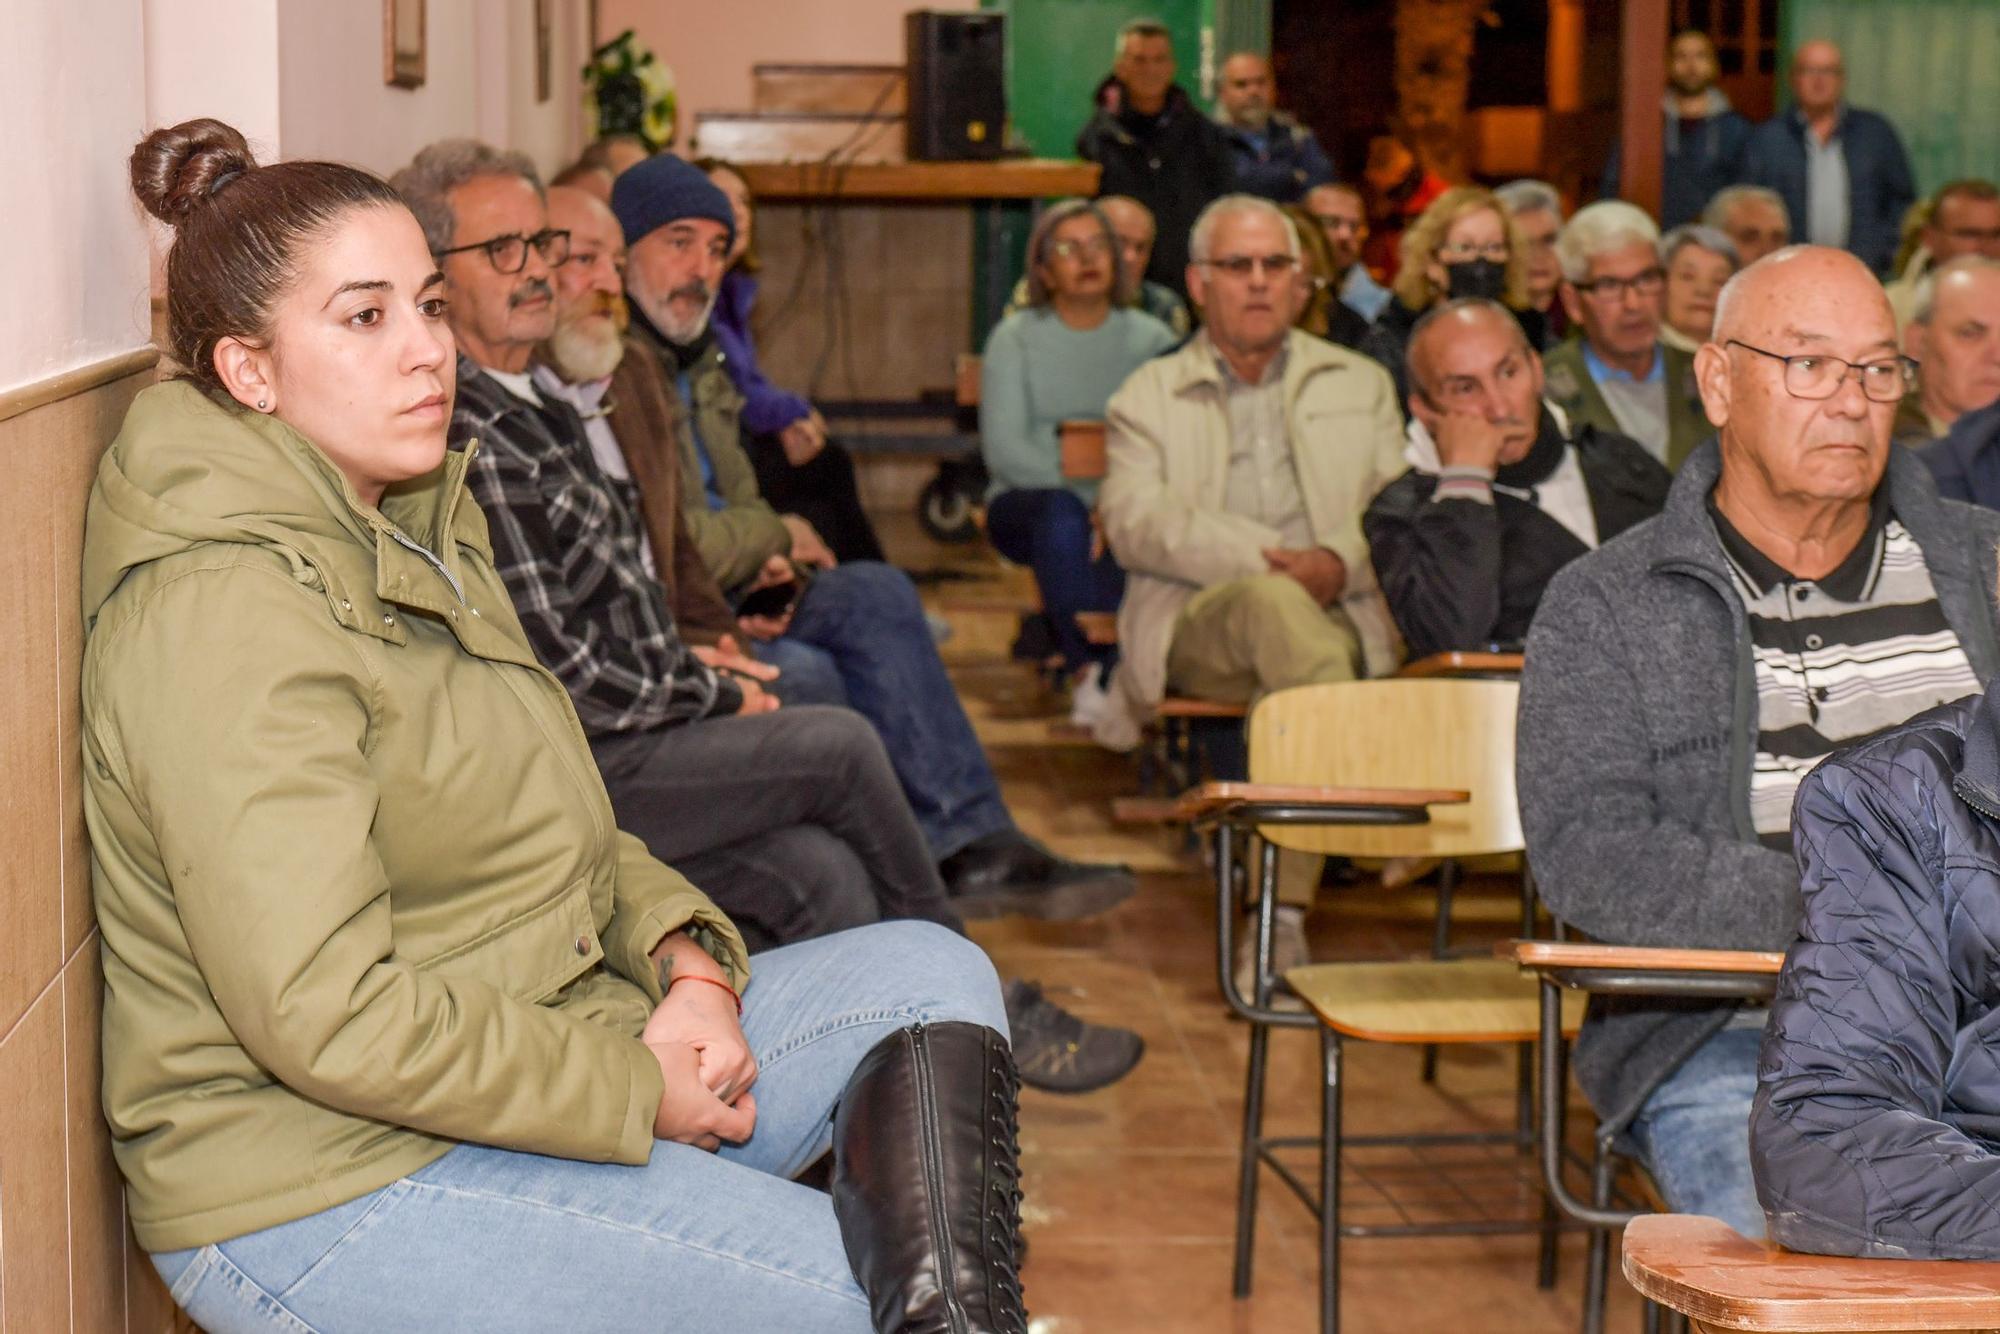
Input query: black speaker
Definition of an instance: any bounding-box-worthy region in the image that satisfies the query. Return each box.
[905,10,1006,162]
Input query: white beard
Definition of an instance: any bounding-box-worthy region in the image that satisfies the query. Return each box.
[548,315,625,383]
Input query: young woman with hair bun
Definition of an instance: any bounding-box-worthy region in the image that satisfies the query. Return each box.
[85,117,1025,1333]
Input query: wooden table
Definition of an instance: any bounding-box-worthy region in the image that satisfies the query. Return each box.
[1624,1215,2000,1332]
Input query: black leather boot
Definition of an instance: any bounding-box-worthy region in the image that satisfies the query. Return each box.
[831,1021,1028,1334]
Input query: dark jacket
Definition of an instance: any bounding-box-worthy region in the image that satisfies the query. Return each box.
[1601,90,1754,230]
[1921,397,2000,510]
[1076,80,1235,298]
[1519,440,2000,1129]
[1742,105,1917,276]
[1752,686,2000,1259]
[1220,111,1334,203]
[1364,420,1670,660]
[1540,338,1708,472]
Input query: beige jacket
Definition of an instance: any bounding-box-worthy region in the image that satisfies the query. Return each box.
[1096,330,1407,745]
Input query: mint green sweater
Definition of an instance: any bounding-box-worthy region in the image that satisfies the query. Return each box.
[978,306,1176,502]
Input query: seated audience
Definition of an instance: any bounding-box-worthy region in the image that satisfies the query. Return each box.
[699,156,886,564]
[1704,185,1793,266]
[1742,39,1916,276]
[1359,185,1546,401]
[589,153,1142,919]
[1006,195,1191,344]
[979,199,1176,718]
[1302,181,1392,324]
[1521,245,1995,1242]
[1495,178,1569,345]
[1751,485,2000,1266]
[400,145,1143,1092]
[1544,201,1708,469]
[1601,29,1752,229]
[1214,51,1333,203]
[1885,180,2000,336]
[1659,223,1741,352]
[1075,18,1232,299]
[1894,256,2000,446]
[99,117,1023,1332]
[1359,135,1448,281]
[1098,193,1405,969]
[1364,300,1669,660]
[1283,201,1370,349]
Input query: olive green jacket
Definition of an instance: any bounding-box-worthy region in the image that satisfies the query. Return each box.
[1540,339,1708,472]
[627,317,791,593]
[81,382,748,1252]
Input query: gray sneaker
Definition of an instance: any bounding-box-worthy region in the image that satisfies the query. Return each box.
[1003,979,1144,1094]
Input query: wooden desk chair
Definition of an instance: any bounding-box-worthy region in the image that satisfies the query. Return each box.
[1501,941,1785,1334]
[1623,1214,2000,1333]
[1190,678,1582,1332]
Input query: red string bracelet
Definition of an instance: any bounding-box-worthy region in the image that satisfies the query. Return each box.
[669,973,742,1015]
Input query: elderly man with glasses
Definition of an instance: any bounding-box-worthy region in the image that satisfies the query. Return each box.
[1543,201,1710,470]
[1096,194,1405,976]
[1519,244,2000,1241]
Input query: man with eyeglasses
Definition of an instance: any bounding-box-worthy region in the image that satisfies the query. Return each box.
[1542,201,1708,470]
[1097,194,1405,978]
[1301,182,1390,324]
[1885,180,2000,341]
[1520,245,2000,1243]
[1896,257,2000,450]
[1743,39,1916,276]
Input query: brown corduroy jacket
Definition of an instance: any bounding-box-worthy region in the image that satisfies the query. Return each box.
[600,337,740,645]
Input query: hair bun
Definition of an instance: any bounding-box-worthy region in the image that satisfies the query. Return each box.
[130,118,256,225]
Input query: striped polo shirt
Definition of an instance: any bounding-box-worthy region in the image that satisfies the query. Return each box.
[1710,493,1982,850]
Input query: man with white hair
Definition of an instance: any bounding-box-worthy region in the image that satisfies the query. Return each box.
[1543,201,1708,469]
[1097,193,1405,969]
[1742,38,1916,275]
[1703,185,1793,266]
[1214,51,1334,203]
[1894,256,2000,447]
[1494,179,1567,342]
[1521,245,1999,1240]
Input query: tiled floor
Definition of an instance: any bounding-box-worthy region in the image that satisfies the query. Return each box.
[884,511,1648,1334]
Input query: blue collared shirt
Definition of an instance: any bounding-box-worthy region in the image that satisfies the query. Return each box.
[1580,341,1664,386]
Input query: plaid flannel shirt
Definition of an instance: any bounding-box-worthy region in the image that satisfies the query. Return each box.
[452,356,743,734]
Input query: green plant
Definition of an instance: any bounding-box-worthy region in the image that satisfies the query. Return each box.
[582,29,677,149]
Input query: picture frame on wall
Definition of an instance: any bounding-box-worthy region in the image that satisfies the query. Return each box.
[384,0,426,90]
[535,0,554,103]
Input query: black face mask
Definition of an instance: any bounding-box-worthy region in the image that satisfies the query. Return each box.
[1443,258,1508,301]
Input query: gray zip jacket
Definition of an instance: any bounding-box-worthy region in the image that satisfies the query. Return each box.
[1518,438,2000,1129]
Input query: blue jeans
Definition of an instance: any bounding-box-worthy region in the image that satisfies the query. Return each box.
[1627,1020,1767,1240]
[758,561,1014,860]
[152,921,1007,1334]
[984,487,1125,675]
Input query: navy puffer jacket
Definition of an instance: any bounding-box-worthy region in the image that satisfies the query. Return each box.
[1752,686,2000,1258]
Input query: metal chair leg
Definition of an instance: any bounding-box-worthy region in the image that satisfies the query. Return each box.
[1582,1141,1616,1334]
[1641,1301,1661,1334]
[1320,1028,1343,1334]
[1420,860,1460,1082]
[1233,1017,1272,1298]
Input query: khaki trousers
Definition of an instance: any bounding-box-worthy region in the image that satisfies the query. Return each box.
[1165,574,1362,907]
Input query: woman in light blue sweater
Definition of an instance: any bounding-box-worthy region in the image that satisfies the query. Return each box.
[981,199,1175,709]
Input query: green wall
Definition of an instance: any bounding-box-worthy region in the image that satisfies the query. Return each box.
[981,0,1216,158]
[1779,0,2000,192]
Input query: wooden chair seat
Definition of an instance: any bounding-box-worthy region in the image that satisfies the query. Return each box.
[1623,1214,2000,1332]
[1286,958,1587,1045]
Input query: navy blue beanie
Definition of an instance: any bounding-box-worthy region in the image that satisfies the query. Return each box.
[611,154,736,249]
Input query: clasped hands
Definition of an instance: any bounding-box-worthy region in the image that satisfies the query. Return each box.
[642,949,759,1151]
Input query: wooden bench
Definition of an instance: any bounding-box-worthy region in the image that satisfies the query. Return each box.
[1623,1214,2000,1332]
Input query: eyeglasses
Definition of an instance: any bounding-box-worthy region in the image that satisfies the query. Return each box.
[1049,237,1112,260]
[1200,253,1299,279]
[1574,267,1666,300]
[436,228,572,274]
[1726,339,1916,403]
[1437,241,1509,263]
